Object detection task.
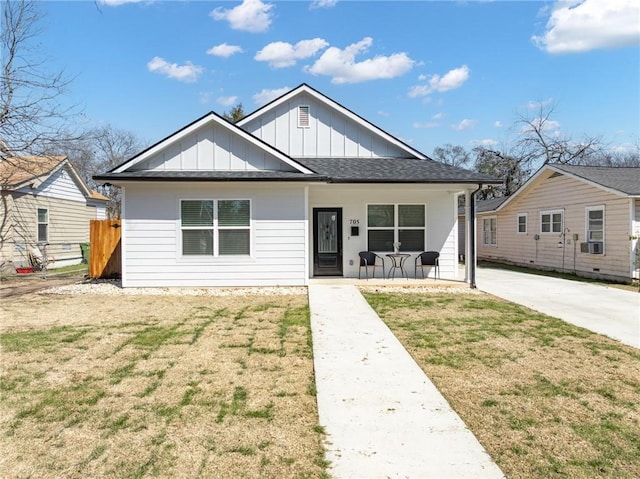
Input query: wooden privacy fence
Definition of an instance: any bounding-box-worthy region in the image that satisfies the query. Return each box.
[90,219,122,279]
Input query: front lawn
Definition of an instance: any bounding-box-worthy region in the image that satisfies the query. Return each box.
[363,291,640,479]
[0,292,328,478]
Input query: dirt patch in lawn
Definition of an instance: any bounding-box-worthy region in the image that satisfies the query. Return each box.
[0,292,327,478]
[363,291,640,479]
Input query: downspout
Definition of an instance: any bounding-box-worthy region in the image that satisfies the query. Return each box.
[469,183,483,289]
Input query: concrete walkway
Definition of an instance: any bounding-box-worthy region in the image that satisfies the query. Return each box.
[476,268,640,349]
[308,284,505,479]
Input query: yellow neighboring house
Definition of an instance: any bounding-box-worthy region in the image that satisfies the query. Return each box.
[0,155,108,271]
[476,164,640,283]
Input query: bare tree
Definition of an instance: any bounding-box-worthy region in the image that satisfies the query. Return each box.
[473,146,530,199]
[61,125,144,218]
[517,101,602,166]
[0,0,81,159]
[432,144,470,168]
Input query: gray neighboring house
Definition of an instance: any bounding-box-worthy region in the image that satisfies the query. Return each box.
[95,84,500,287]
[475,164,640,283]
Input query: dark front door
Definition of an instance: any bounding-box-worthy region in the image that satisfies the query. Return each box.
[313,208,343,276]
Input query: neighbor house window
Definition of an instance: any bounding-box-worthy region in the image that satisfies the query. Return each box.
[37,208,48,243]
[517,213,527,234]
[298,105,310,128]
[586,206,604,242]
[540,209,563,234]
[367,204,425,252]
[181,199,250,256]
[483,217,497,246]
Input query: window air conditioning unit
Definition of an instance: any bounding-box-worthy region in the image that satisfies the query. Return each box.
[588,242,603,254]
[580,242,589,253]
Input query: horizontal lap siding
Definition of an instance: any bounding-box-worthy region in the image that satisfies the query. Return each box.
[309,185,460,280]
[122,184,307,287]
[8,194,95,265]
[478,172,633,281]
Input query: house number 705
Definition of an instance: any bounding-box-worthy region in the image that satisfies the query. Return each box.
[349,219,359,225]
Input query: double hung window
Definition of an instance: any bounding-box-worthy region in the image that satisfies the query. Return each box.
[483,217,497,246]
[181,200,250,256]
[516,213,527,234]
[586,206,604,242]
[540,209,563,234]
[366,204,425,252]
[37,208,48,243]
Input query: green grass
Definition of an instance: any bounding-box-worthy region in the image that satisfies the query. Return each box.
[1,294,327,479]
[364,290,640,479]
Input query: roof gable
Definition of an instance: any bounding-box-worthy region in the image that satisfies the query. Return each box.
[111,111,312,175]
[0,155,93,198]
[492,163,640,213]
[238,84,428,160]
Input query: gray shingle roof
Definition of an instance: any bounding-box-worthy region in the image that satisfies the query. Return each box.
[551,164,640,195]
[96,158,502,185]
[294,157,501,184]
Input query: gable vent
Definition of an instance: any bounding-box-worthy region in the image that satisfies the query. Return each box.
[298,105,310,128]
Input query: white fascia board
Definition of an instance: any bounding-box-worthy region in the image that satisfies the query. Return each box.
[114,113,312,175]
[238,84,428,160]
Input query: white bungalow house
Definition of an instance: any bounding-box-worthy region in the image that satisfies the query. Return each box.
[95,84,500,287]
[476,164,640,283]
[0,155,108,270]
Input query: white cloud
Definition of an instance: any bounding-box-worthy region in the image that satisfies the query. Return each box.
[255,38,329,68]
[207,43,243,58]
[452,119,477,131]
[432,112,445,120]
[199,92,213,104]
[494,120,503,128]
[532,0,640,54]
[525,118,561,135]
[408,65,470,97]
[253,87,290,105]
[210,0,274,33]
[217,96,239,107]
[472,138,499,147]
[147,56,203,83]
[310,0,337,8]
[305,37,415,84]
[377,110,389,117]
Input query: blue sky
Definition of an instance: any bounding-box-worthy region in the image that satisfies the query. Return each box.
[41,0,639,158]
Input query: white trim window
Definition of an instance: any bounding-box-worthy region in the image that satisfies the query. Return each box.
[540,209,563,234]
[586,205,605,242]
[367,204,426,252]
[483,216,497,246]
[37,208,48,243]
[516,213,527,234]
[181,199,250,256]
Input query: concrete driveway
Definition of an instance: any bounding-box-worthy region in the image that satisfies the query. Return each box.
[476,267,640,349]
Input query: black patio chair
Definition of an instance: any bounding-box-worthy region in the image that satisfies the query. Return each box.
[358,251,385,280]
[415,251,440,279]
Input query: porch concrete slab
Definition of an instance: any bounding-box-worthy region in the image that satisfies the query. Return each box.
[476,268,640,349]
[308,284,505,479]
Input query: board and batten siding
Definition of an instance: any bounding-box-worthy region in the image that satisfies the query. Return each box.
[121,183,307,287]
[478,170,634,282]
[242,92,408,158]
[131,123,295,173]
[309,184,462,280]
